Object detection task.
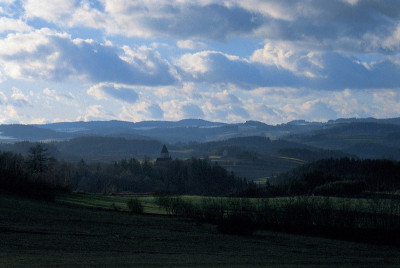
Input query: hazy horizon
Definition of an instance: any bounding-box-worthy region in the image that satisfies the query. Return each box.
[5,115,399,127]
[0,1,399,125]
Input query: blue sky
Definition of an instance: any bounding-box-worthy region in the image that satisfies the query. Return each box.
[0,0,399,124]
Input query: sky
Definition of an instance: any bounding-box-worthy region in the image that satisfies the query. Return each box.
[0,0,400,125]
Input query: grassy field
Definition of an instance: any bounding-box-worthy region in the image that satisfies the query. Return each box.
[1,193,400,267]
[57,193,400,216]
[57,193,165,214]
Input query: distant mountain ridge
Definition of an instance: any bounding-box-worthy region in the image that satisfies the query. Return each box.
[35,119,226,132]
[327,117,400,125]
[0,117,398,144]
[1,117,400,180]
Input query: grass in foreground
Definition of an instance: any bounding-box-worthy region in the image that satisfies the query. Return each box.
[56,193,165,214]
[1,193,400,267]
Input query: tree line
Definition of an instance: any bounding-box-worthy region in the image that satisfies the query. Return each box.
[0,144,250,199]
[70,157,248,195]
[270,157,400,197]
[0,144,68,200]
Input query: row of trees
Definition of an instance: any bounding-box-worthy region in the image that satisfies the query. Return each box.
[4,144,399,199]
[74,157,248,195]
[0,144,250,198]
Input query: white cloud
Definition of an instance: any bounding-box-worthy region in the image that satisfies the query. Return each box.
[23,0,108,29]
[244,102,281,123]
[87,83,139,103]
[0,105,19,123]
[177,47,400,91]
[177,40,207,50]
[160,100,185,121]
[0,29,178,85]
[250,42,325,78]
[43,87,57,97]
[381,23,400,51]
[0,0,399,124]
[0,17,32,33]
[177,50,300,89]
[300,100,337,121]
[0,0,17,3]
[0,28,66,80]
[120,102,164,122]
[29,117,48,124]
[43,87,75,104]
[177,51,212,75]
[341,0,360,6]
[87,83,107,100]
[236,0,296,21]
[0,0,18,15]
[77,104,114,121]
[14,0,400,55]
[23,0,76,22]
[0,91,7,104]
[372,90,400,117]
[24,0,262,39]
[11,87,31,106]
[214,90,240,105]
[0,28,57,55]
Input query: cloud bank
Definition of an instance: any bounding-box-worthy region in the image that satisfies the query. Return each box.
[0,0,399,124]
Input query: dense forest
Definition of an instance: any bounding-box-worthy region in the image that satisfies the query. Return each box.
[0,144,249,199]
[0,136,353,180]
[272,158,400,196]
[2,142,400,200]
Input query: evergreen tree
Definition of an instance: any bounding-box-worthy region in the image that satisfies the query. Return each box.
[27,144,49,173]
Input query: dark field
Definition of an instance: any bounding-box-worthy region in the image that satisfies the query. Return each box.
[1,194,400,267]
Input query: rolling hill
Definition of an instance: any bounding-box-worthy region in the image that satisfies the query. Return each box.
[1,117,399,179]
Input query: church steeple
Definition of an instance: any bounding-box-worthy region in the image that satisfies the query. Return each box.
[157,144,171,162]
[160,144,170,159]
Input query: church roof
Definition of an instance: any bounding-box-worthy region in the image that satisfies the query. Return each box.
[161,144,169,154]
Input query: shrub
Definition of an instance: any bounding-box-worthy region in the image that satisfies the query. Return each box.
[313,180,366,196]
[217,213,256,236]
[199,198,226,223]
[127,198,144,214]
[170,197,198,217]
[155,195,198,217]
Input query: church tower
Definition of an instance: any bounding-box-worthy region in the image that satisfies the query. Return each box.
[157,144,171,162]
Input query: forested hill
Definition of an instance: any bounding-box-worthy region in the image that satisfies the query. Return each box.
[274,158,400,196]
[1,117,400,180]
[284,122,400,159]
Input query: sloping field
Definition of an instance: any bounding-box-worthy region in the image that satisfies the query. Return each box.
[1,193,400,267]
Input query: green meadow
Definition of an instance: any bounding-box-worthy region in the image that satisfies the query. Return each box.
[57,193,400,217]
